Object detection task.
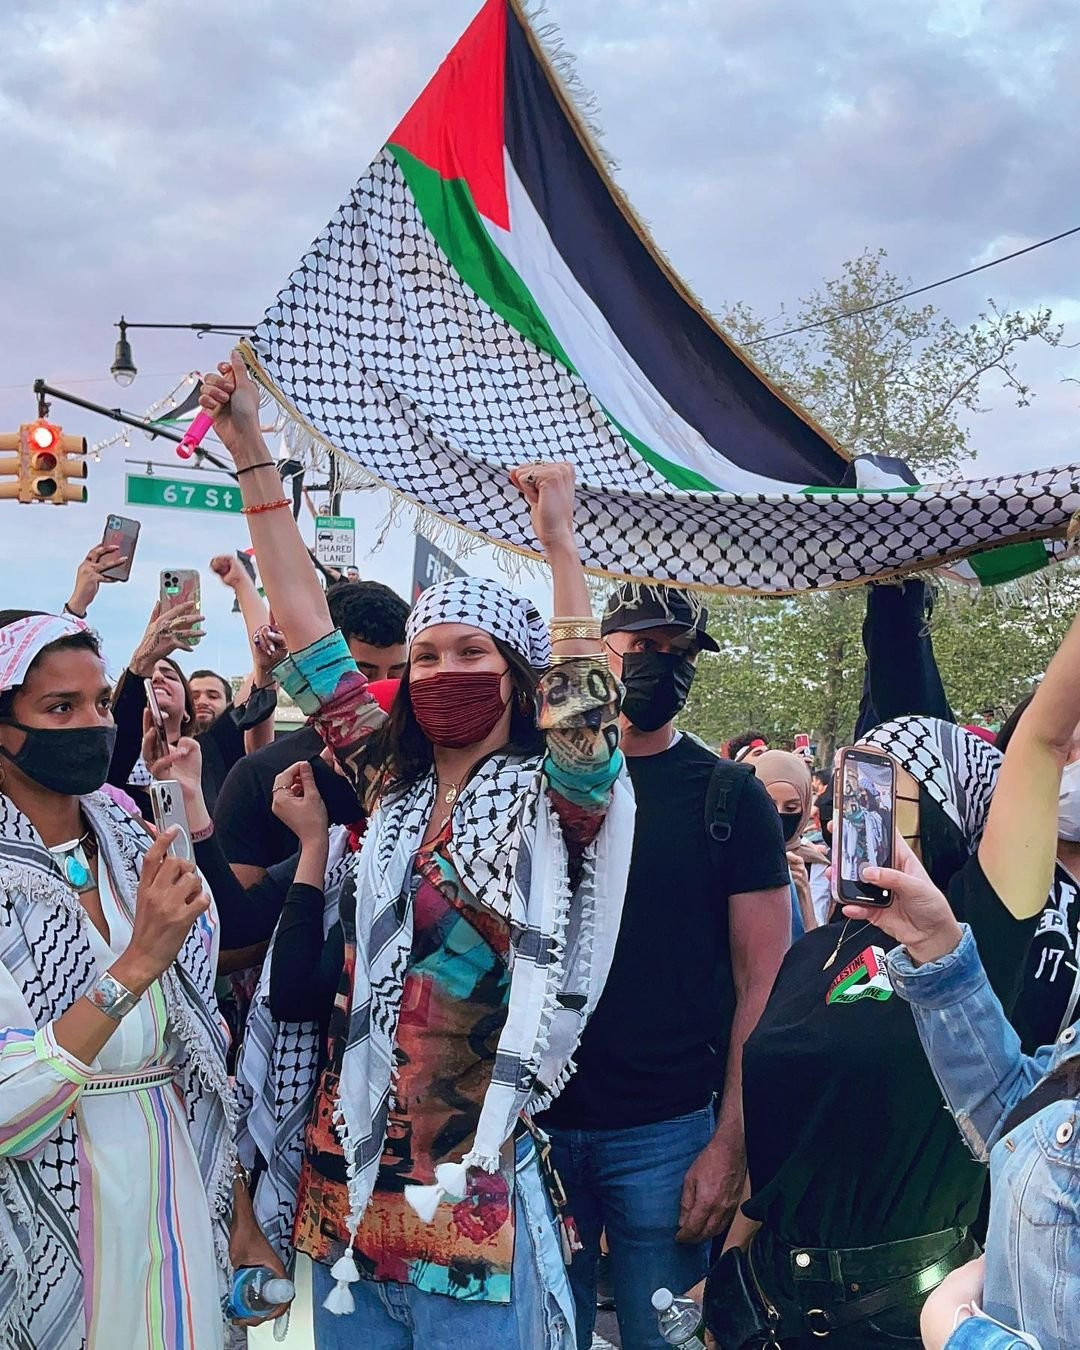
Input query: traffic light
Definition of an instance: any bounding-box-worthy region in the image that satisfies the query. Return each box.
[0,432,20,500]
[26,420,87,504]
[0,421,88,504]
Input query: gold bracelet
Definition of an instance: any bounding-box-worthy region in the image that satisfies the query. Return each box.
[546,650,608,667]
[549,618,601,643]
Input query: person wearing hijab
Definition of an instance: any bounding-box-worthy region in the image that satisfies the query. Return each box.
[203,354,632,1350]
[753,751,829,934]
[0,611,283,1348]
[703,715,1039,1348]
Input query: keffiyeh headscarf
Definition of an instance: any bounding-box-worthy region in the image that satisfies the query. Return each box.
[406,576,552,668]
[0,614,88,692]
[862,715,1002,847]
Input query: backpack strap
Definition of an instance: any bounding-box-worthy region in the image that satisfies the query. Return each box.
[705,758,755,847]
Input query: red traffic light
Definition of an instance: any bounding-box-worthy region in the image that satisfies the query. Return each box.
[29,421,58,452]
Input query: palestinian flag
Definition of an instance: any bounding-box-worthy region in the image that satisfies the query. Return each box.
[148,379,204,435]
[245,0,1080,593]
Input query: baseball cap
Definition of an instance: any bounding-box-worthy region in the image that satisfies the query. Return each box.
[600,584,719,652]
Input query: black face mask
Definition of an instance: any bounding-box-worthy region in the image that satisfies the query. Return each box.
[779,810,803,843]
[619,651,697,733]
[0,722,117,797]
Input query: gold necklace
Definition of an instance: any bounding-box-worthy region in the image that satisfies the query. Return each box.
[822,918,874,971]
[439,780,460,805]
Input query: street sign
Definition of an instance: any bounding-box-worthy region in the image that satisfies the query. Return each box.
[413,533,466,599]
[125,474,242,514]
[315,515,356,567]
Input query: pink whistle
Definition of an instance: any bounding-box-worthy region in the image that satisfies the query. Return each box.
[177,410,214,460]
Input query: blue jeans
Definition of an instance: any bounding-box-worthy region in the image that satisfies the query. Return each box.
[546,1107,715,1350]
[310,1136,575,1349]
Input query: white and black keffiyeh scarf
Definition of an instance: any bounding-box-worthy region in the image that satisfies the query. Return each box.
[236,830,353,1263]
[406,575,552,667]
[0,792,236,1350]
[862,716,1001,846]
[238,757,634,1275]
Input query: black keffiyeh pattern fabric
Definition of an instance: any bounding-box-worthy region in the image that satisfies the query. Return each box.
[236,836,353,1264]
[863,716,1002,845]
[0,792,236,1350]
[406,575,551,667]
[245,146,1080,594]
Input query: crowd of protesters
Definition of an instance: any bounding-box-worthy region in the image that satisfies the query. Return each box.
[0,355,1075,1350]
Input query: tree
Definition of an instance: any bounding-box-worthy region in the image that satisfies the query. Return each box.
[722,248,1061,476]
[682,250,1067,758]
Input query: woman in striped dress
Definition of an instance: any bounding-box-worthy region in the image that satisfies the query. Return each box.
[0,610,283,1349]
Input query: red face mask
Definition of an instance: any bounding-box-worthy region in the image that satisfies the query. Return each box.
[410,670,509,748]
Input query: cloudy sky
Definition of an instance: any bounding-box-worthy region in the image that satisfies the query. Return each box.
[1,0,1077,678]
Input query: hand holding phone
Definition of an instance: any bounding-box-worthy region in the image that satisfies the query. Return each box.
[159,570,203,650]
[148,780,193,861]
[144,679,170,765]
[832,747,896,907]
[100,516,141,582]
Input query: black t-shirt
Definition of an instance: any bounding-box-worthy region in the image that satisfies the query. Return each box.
[214,725,326,870]
[197,710,245,817]
[741,855,1037,1248]
[540,735,790,1131]
[994,862,1080,1052]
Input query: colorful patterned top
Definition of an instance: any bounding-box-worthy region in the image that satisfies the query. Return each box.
[276,638,621,1302]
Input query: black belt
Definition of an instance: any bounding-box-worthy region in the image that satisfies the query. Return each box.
[779,1227,979,1337]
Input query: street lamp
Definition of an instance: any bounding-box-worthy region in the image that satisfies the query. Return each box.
[111,317,137,386]
[109,317,257,386]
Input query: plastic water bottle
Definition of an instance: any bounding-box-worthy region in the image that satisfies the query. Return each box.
[652,1287,707,1348]
[225,1266,296,1320]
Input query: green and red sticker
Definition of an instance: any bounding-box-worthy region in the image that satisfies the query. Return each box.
[827,946,894,1005]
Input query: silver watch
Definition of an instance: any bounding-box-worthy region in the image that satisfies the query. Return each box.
[85,970,140,1022]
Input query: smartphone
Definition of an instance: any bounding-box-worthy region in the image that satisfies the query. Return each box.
[793,733,812,757]
[159,568,202,649]
[100,515,140,582]
[148,780,192,861]
[144,679,169,764]
[832,747,896,907]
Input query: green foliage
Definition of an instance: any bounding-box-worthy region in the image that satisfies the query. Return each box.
[723,248,1062,476]
[684,568,1080,760]
[680,250,1069,758]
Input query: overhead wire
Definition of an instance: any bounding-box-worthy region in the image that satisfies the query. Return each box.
[745,225,1080,344]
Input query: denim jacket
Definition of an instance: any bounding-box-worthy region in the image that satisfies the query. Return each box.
[887,926,1080,1350]
[946,1313,1040,1348]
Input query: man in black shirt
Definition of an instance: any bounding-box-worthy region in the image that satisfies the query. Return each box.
[214,579,409,893]
[540,584,791,1350]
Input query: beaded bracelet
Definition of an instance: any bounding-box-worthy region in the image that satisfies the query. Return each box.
[241,498,291,516]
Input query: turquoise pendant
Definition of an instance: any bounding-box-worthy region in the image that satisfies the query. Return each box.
[64,854,90,890]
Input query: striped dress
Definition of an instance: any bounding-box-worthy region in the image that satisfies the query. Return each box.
[0,865,223,1349]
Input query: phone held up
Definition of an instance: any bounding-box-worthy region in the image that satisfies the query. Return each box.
[159,569,202,650]
[100,515,140,582]
[832,747,896,908]
[148,780,192,861]
[144,679,169,765]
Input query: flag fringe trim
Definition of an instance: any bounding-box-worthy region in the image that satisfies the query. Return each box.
[240,342,1076,599]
